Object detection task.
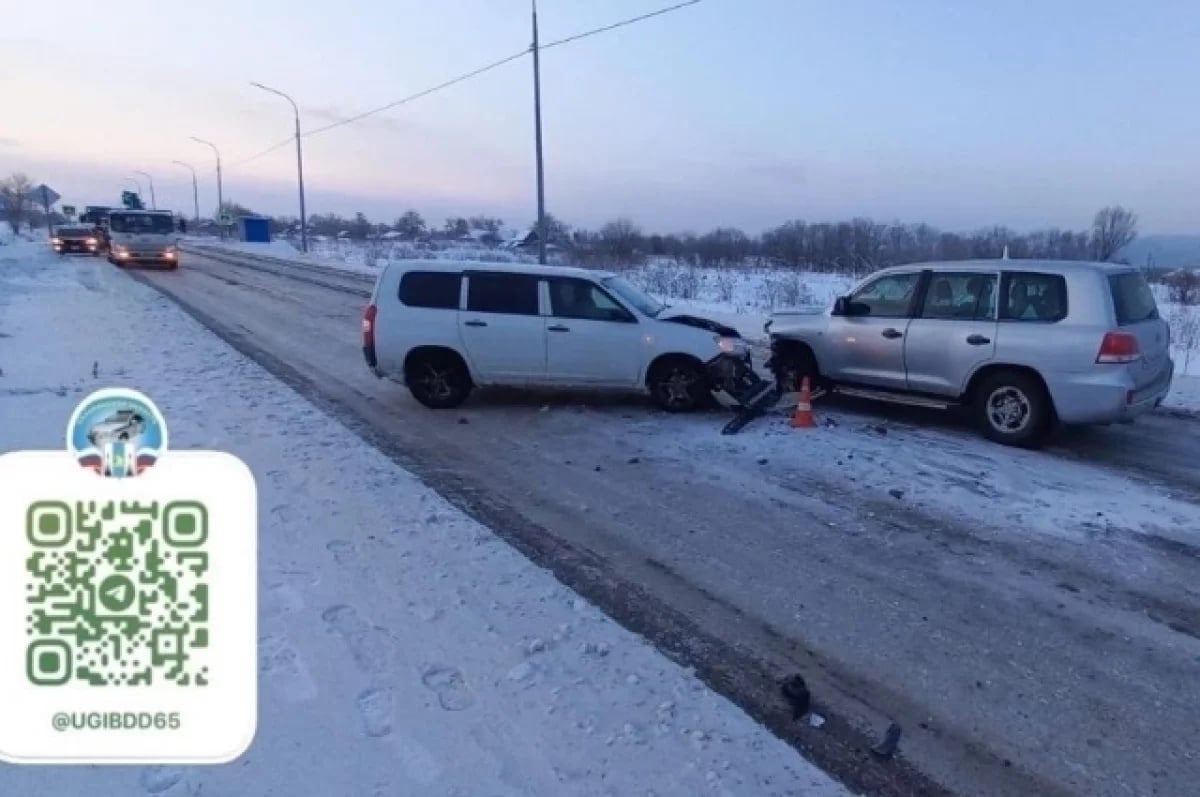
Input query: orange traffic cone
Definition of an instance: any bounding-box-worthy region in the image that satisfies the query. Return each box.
[791,376,817,428]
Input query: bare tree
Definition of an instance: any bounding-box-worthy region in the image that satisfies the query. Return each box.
[394,210,426,240]
[1091,205,1138,262]
[597,217,643,264]
[1,172,34,234]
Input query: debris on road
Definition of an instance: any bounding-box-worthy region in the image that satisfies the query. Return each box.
[627,457,640,464]
[807,713,826,729]
[871,722,903,759]
[91,360,99,378]
[888,488,905,500]
[780,674,811,720]
[457,417,469,425]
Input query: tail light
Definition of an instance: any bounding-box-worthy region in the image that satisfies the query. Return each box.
[1096,331,1140,364]
[362,304,377,348]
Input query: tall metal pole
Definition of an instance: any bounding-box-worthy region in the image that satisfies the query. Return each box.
[191,137,224,237]
[532,0,547,265]
[172,161,200,224]
[134,170,157,209]
[251,82,309,252]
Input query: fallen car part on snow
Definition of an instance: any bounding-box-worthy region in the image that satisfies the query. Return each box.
[705,353,782,435]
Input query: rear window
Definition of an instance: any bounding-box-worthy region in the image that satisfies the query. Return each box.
[1108,272,1159,325]
[399,271,461,309]
[1001,272,1068,322]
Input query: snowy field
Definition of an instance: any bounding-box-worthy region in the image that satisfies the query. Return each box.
[203,236,1200,410]
[0,241,850,795]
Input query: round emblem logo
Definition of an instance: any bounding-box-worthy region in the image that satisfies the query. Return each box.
[66,388,168,478]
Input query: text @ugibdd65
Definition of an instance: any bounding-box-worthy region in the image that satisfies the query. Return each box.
[51,712,182,731]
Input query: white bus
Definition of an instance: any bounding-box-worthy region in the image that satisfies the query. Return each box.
[107,210,180,269]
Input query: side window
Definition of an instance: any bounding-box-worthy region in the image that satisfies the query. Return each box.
[548,278,635,322]
[920,272,997,320]
[399,271,461,309]
[466,272,540,316]
[1002,272,1068,322]
[850,272,921,317]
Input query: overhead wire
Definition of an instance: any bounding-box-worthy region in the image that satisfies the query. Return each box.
[222,0,703,169]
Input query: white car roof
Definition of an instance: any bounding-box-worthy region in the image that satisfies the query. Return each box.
[384,259,617,281]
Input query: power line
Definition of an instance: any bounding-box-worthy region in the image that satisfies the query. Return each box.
[224,0,702,165]
[539,0,701,53]
[225,136,294,170]
[304,49,531,138]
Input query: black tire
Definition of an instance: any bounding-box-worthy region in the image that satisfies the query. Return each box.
[974,370,1052,448]
[405,351,472,409]
[647,356,709,413]
[769,341,819,393]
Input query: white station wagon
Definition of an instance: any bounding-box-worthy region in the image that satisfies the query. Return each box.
[362,261,750,411]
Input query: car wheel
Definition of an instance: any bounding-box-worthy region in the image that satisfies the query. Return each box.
[648,357,708,413]
[771,343,819,393]
[405,352,472,409]
[975,371,1051,448]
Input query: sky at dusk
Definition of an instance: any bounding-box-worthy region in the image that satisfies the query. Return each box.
[3,0,1199,235]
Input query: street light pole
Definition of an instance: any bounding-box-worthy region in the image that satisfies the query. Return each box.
[531,0,548,265]
[191,137,224,237]
[172,160,200,225]
[250,81,308,253]
[134,170,157,210]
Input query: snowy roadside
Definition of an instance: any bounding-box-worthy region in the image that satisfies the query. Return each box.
[0,244,851,795]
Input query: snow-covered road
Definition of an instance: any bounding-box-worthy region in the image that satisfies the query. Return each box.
[0,244,851,795]
[98,245,1200,797]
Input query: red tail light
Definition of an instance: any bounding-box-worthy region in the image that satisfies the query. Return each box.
[362,304,377,347]
[1096,331,1139,364]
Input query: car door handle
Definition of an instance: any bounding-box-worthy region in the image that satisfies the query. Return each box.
[547,324,570,332]
[464,320,487,328]
[966,334,991,346]
[881,328,904,339]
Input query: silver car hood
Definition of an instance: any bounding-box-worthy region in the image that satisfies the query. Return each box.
[764,305,827,336]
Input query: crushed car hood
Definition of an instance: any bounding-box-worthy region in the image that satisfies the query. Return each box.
[661,314,741,338]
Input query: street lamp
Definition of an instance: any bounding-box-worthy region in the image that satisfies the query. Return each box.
[172,160,200,225]
[133,170,157,210]
[250,81,308,253]
[191,136,224,236]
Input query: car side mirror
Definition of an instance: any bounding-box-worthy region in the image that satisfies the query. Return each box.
[832,296,850,316]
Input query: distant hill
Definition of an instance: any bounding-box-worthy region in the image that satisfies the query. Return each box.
[1121,235,1200,269]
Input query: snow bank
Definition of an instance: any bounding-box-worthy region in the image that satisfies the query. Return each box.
[0,247,850,795]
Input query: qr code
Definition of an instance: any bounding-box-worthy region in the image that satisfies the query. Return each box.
[24,500,210,688]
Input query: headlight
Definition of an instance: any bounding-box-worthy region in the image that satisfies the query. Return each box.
[163,250,176,258]
[86,238,98,245]
[51,237,62,245]
[715,336,747,354]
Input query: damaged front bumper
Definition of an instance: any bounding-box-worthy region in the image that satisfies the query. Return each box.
[705,352,778,409]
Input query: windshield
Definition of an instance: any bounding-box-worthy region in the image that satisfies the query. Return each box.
[601,276,666,318]
[56,228,93,239]
[109,212,174,234]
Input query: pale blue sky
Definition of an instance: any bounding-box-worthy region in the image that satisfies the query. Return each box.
[3,0,1198,233]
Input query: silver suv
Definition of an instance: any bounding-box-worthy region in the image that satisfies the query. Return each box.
[765,260,1174,447]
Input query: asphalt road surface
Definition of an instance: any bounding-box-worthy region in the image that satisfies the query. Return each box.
[133,248,1200,797]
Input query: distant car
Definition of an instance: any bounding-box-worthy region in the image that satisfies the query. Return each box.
[765,260,1174,447]
[51,225,103,256]
[362,260,751,411]
[87,410,146,446]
